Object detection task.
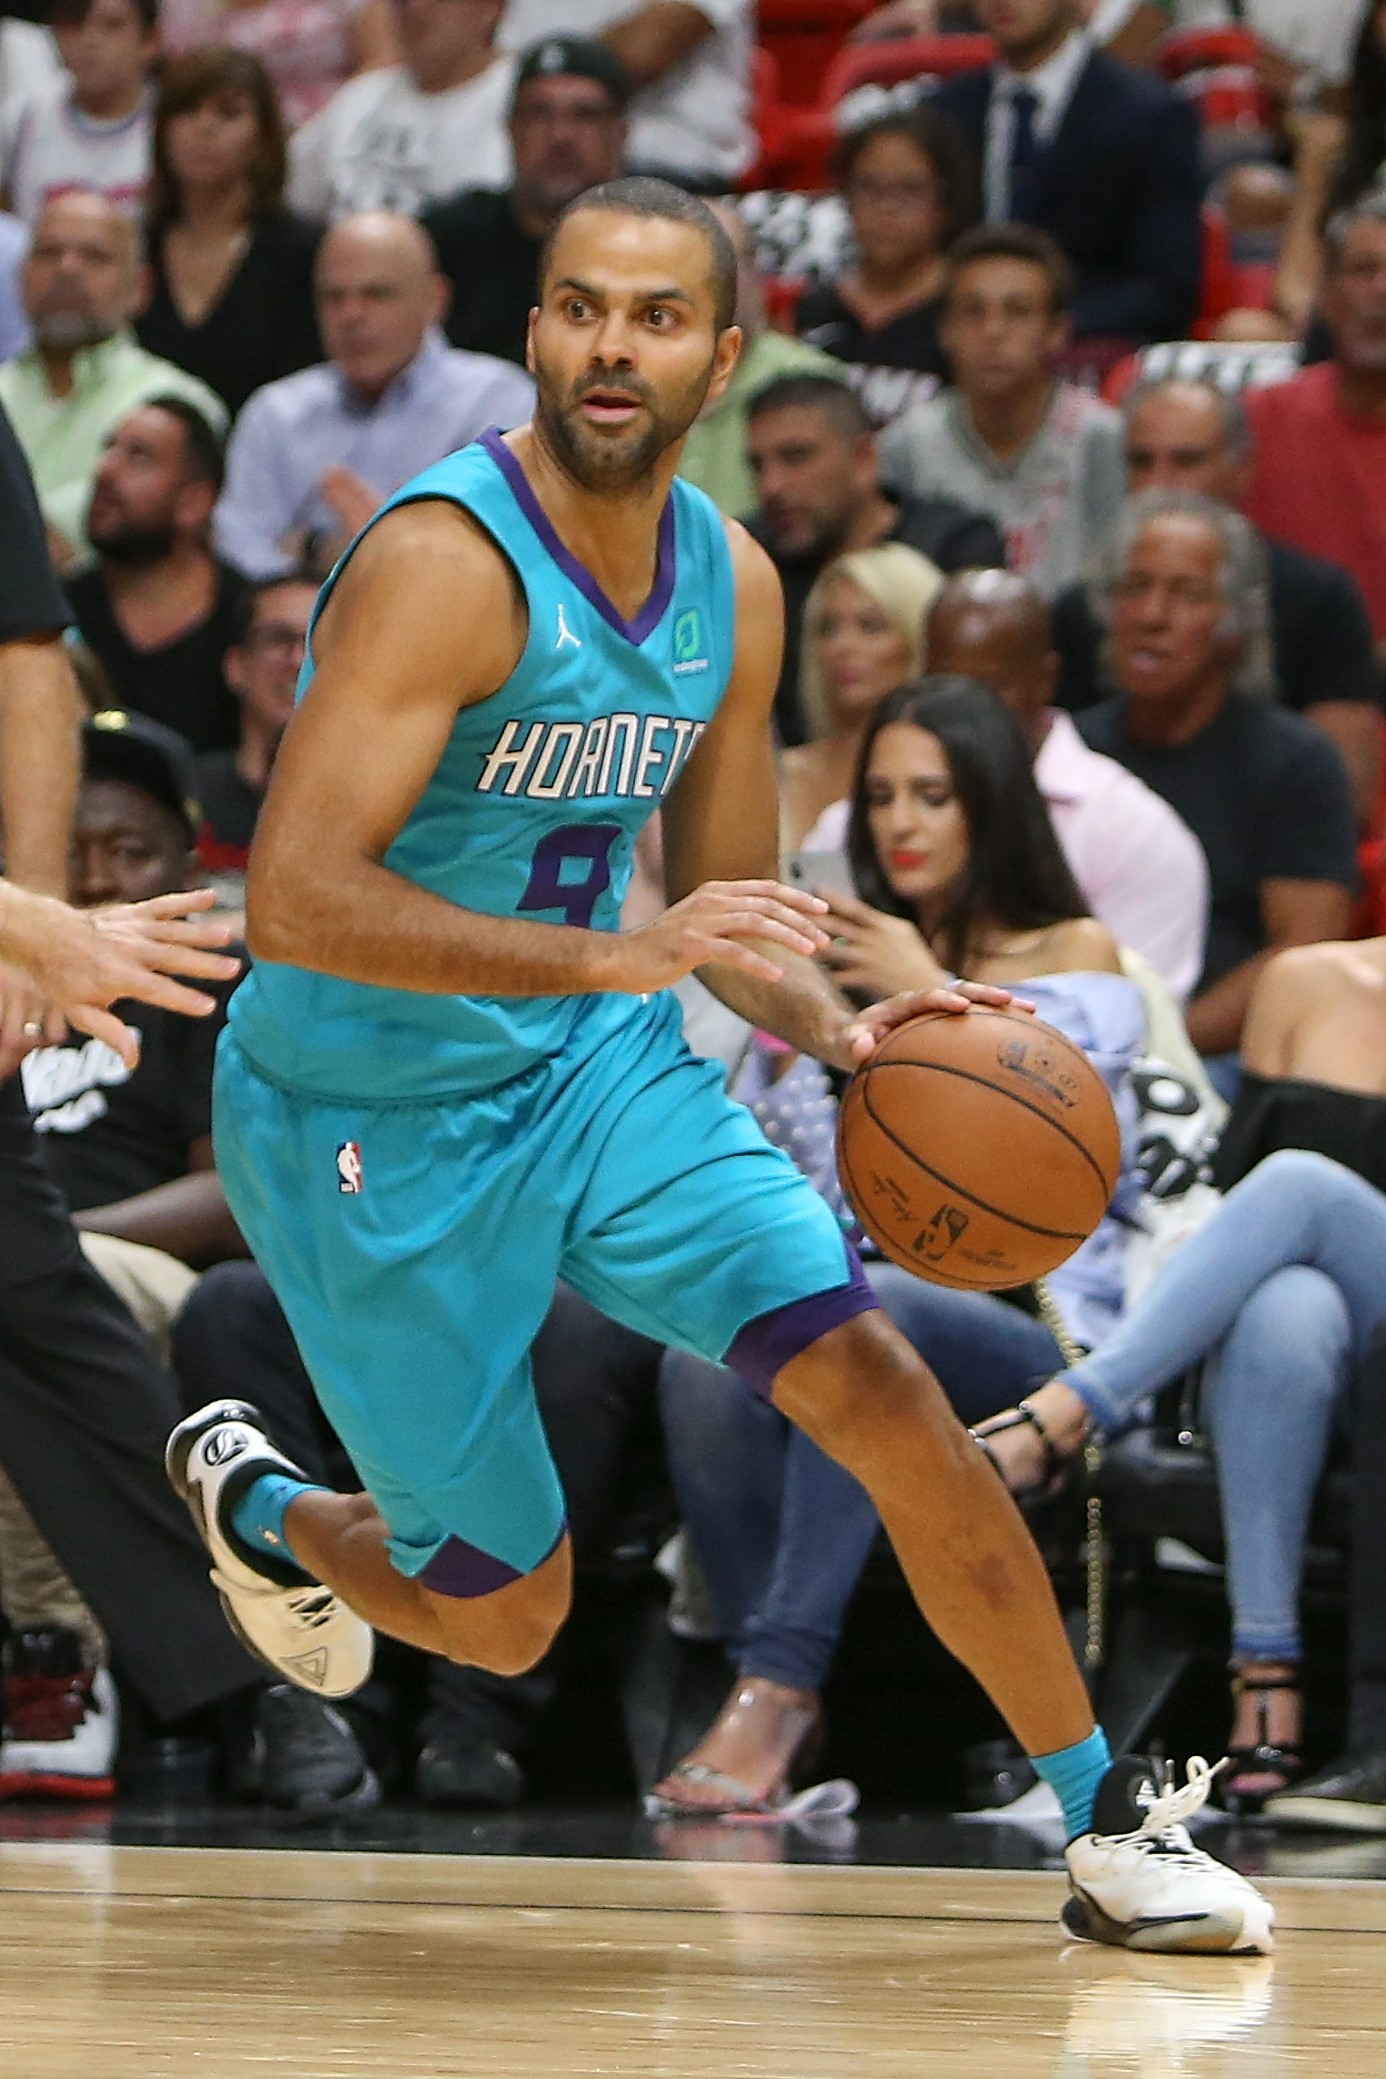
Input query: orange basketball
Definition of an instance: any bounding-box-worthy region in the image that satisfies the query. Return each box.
[837,1007,1121,1291]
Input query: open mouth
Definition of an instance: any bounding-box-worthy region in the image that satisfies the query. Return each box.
[578,389,646,427]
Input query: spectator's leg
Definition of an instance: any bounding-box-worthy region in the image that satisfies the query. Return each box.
[0,1463,106,1664]
[172,1260,343,1482]
[1204,1265,1350,1801]
[1348,1327,1386,1754]
[0,1078,258,1721]
[76,1232,197,1365]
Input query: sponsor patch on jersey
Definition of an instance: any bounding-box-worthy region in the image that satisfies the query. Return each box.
[672,608,709,675]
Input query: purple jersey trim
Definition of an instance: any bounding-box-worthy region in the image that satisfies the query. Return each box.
[725,1244,880,1398]
[420,1522,567,1600]
[479,427,677,647]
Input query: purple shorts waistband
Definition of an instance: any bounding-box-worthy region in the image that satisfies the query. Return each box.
[725,1244,879,1398]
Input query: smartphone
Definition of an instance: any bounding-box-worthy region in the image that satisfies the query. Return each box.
[785,849,856,902]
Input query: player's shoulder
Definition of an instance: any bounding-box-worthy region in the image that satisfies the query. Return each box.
[346,495,509,583]
[721,512,781,604]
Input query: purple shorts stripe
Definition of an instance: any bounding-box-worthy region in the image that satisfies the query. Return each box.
[725,1244,880,1398]
[419,1522,567,1600]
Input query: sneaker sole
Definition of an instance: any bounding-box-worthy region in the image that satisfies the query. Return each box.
[1063,1890,1273,1956]
[1263,1794,1386,1835]
[0,1771,115,1802]
[266,1765,382,1828]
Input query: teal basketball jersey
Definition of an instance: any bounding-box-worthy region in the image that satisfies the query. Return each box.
[227,430,739,1100]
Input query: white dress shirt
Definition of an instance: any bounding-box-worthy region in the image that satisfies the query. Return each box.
[984,28,1093,223]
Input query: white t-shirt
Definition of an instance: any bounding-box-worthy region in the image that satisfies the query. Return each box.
[288,57,515,221]
[498,0,753,183]
[1170,1,1370,92]
[0,19,63,109]
[0,82,151,225]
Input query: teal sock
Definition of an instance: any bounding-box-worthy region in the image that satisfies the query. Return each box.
[230,1472,323,1579]
[1032,1727,1112,1842]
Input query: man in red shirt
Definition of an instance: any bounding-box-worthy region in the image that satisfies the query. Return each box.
[1244,199,1386,650]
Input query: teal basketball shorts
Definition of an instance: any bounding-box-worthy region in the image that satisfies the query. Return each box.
[212,993,875,1597]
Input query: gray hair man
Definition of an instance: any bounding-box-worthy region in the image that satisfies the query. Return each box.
[1078,490,1358,1067]
[1051,371,1384,823]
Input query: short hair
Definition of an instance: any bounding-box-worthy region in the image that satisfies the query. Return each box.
[232,570,318,646]
[1121,374,1252,465]
[745,371,871,439]
[140,394,227,492]
[50,0,157,30]
[540,176,739,332]
[944,222,1074,315]
[800,542,943,740]
[146,48,287,238]
[1323,191,1386,275]
[833,106,979,246]
[1091,488,1274,699]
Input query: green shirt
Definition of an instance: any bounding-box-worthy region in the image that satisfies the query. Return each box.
[678,327,848,521]
[0,328,227,557]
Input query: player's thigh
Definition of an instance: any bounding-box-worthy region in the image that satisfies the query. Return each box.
[213,1040,567,1584]
[560,1025,875,1379]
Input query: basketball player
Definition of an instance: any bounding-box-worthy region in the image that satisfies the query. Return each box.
[169,180,1269,1954]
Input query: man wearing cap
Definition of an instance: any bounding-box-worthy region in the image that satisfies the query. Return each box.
[288,0,516,223]
[497,0,754,189]
[21,709,243,1324]
[421,37,630,368]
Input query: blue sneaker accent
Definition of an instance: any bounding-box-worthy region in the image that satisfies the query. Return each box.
[1033,1726,1113,1842]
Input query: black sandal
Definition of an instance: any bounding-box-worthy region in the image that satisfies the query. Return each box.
[1223,1671,1305,1817]
[970,1398,1086,1501]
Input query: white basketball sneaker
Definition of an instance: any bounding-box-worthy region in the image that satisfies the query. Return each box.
[167,1401,373,1701]
[1063,1755,1275,1955]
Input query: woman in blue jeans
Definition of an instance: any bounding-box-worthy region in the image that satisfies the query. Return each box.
[975,1147,1386,1811]
[651,676,1143,1816]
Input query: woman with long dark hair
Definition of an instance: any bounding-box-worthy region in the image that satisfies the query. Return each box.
[650,679,1138,1819]
[137,48,321,417]
[1277,1,1386,325]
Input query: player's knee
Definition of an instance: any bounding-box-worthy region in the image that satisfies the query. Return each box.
[429,1537,573,1676]
[773,1309,947,1450]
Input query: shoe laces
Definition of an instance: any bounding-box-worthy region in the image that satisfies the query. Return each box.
[284,1586,338,1630]
[1109,1755,1224,1860]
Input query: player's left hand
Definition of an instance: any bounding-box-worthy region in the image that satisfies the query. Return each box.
[841,981,1035,1070]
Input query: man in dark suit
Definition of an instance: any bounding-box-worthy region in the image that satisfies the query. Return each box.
[932,0,1204,345]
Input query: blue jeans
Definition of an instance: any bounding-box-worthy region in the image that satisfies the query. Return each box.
[1064,1150,1386,1662]
[658,1261,1059,1693]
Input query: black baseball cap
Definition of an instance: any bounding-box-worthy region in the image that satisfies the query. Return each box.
[83,709,201,842]
[513,35,631,112]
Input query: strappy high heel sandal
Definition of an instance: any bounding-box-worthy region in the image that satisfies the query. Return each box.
[971,1397,1088,1501]
[1223,1669,1305,1817]
[646,1691,825,1819]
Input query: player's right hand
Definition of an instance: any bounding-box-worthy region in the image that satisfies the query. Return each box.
[606,879,831,992]
[8,887,241,1069]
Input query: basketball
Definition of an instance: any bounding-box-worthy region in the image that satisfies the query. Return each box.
[837,1008,1121,1291]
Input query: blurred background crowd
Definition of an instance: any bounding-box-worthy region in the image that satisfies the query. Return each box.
[2,0,1386,1852]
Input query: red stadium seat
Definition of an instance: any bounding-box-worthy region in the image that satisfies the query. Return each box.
[818,32,996,106]
[758,0,881,107]
[1156,28,1277,155]
[1193,203,1238,336]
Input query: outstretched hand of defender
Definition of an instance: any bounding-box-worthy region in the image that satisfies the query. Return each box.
[2,886,241,1069]
[611,879,833,992]
[843,982,1036,1068]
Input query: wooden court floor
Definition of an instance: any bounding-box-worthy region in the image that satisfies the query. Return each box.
[2,1843,1385,2077]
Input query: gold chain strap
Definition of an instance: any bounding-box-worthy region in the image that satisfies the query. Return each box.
[1032,1276,1106,1675]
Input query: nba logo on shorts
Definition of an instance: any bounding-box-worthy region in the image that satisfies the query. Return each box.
[336,1141,364,1194]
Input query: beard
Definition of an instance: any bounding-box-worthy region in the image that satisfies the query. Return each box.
[31,307,110,352]
[532,348,714,493]
[91,516,178,567]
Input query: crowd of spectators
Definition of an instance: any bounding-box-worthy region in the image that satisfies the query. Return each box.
[2,0,1386,1843]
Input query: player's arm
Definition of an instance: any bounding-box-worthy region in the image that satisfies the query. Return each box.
[247,502,827,998]
[663,525,1005,1070]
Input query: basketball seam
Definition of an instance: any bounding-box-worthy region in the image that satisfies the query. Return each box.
[863,1055,1116,1199]
[858,1080,1091,1241]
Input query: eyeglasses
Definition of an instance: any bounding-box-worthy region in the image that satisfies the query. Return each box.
[246,624,307,653]
[846,176,938,208]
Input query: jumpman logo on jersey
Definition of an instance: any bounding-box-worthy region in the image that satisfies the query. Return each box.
[555,604,582,651]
